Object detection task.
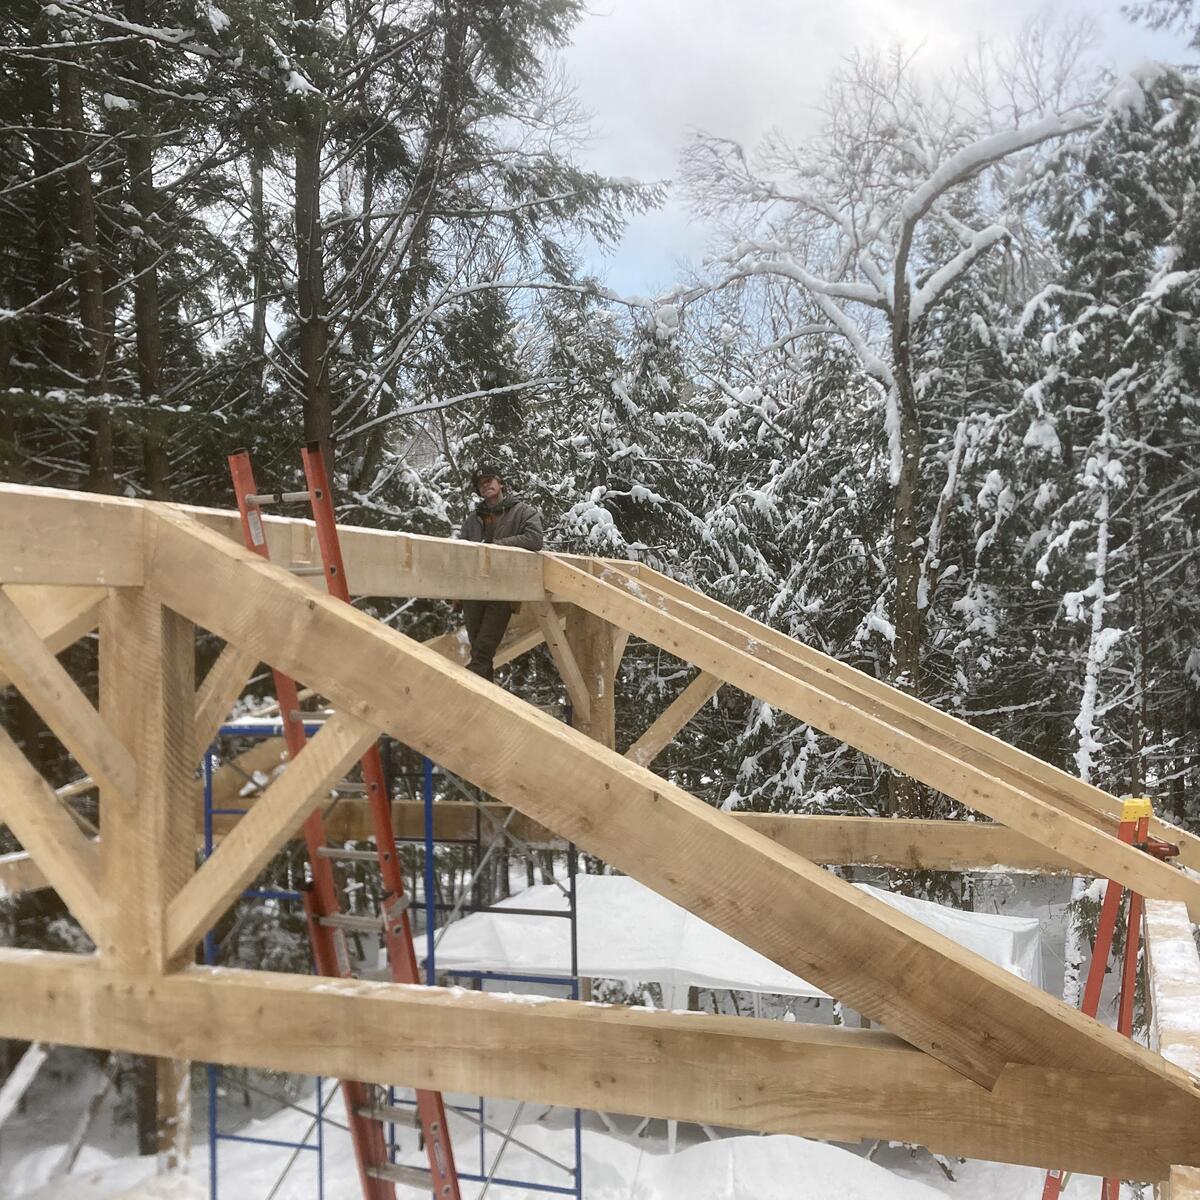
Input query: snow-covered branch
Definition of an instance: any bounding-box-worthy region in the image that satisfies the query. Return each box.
[910,223,1011,325]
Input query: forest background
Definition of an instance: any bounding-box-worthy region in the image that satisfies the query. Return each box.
[3,0,1200,1050]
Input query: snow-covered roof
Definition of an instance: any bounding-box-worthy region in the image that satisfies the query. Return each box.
[427,874,1044,1007]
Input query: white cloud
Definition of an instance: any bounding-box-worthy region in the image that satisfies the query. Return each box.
[563,0,1185,293]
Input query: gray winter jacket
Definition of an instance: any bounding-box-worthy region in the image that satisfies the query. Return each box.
[461,494,544,552]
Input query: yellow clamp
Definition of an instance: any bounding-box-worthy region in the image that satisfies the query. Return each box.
[1121,796,1154,822]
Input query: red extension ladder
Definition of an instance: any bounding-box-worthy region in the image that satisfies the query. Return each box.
[1041,796,1178,1200]
[228,444,461,1200]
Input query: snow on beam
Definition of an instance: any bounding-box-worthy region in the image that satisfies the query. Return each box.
[0,948,1195,1181]
[142,508,1200,1101]
[1145,900,1200,1200]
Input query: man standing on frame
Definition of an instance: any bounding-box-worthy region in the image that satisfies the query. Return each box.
[459,463,544,681]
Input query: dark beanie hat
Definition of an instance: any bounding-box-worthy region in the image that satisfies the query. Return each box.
[471,463,504,493]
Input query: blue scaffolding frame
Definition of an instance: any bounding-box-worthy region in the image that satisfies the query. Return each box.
[201,723,584,1200]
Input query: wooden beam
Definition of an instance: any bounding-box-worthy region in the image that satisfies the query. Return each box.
[212,803,1076,875]
[142,510,1200,1100]
[0,484,145,585]
[0,725,107,946]
[183,502,544,601]
[626,671,722,767]
[0,810,1081,903]
[621,560,1200,876]
[0,585,105,688]
[740,813,1076,874]
[167,712,377,959]
[99,589,196,972]
[0,586,136,800]
[198,737,288,814]
[192,642,261,761]
[0,950,1195,1180]
[0,482,543,598]
[197,613,548,814]
[564,606,616,747]
[423,605,544,667]
[0,849,49,898]
[529,600,591,721]
[1145,899,1200,1200]
[613,626,631,666]
[550,559,1200,919]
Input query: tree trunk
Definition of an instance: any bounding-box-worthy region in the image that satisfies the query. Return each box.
[352,8,469,489]
[293,0,333,465]
[57,54,114,494]
[29,67,72,383]
[126,0,168,499]
[250,149,267,394]
[887,348,925,819]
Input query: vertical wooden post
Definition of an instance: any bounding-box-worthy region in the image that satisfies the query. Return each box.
[564,608,617,749]
[99,588,195,1167]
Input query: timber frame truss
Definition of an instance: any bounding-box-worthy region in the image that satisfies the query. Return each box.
[1,481,1200,1186]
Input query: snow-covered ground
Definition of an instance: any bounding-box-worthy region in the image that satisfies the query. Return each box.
[0,873,1136,1200]
[2,1073,1115,1200]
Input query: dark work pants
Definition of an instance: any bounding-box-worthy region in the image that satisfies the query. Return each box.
[462,600,513,680]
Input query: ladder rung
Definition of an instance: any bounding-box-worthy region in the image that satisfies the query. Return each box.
[289,709,334,722]
[318,913,382,934]
[317,846,381,863]
[366,1163,432,1188]
[357,1103,420,1128]
[288,711,332,725]
[246,490,311,505]
[288,564,326,576]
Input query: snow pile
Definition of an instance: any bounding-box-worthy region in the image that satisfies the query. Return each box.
[108,1175,206,1200]
[428,874,1044,1007]
[631,1135,946,1200]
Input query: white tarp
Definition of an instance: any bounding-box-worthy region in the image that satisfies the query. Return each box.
[426,874,1044,1009]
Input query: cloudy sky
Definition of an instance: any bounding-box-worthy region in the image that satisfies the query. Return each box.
[560,1,1184,296]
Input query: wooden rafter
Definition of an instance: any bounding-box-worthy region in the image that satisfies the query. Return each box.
[0,811,1077,904]
[422,604,545,668]
[0,725,107,946]
[0,849,49,898]
[194,612,550,813]
[268,806,1081,874]
[167,712,377,959]
[626,670,722,767]
[0,949,1195,1180]
[529,600,591,721]
[139,509,1200,1101]
[548,558,1198,918]
[0,585,106,689]
[0,586,136,800]
[621,560,1200,876]
[192,641,261,761]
